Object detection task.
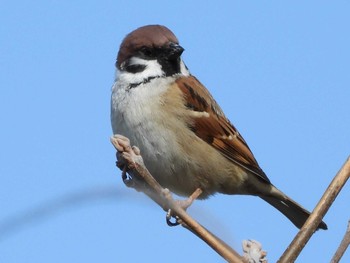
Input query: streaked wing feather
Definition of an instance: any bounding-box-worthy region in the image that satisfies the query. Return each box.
[176,76,270,183]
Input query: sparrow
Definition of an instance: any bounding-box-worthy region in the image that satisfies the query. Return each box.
[111,25,327,230]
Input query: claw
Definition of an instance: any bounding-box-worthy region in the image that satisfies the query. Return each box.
[163,188,203,227]
[166,209,180,226]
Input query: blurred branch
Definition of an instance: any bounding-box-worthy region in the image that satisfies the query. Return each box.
[278,156,350,263]
[111,135,248,263]
[0,186,121,241]
[330,220,350,263]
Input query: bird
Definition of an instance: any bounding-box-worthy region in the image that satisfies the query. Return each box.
[110,24,327,230]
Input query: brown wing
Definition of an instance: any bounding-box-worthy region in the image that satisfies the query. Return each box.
[176,76,270,183]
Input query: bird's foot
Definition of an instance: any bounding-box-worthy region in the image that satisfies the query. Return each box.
[165,188,203,226]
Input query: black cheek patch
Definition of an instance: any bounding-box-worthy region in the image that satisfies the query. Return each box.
[125,64,146,73]
[158,57,181,77]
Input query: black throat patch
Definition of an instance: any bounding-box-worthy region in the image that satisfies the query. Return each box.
[128,76,161,89]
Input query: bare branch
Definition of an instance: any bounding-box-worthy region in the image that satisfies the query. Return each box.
[278,156,350,263]
[330,220,350,263]
[111,135,245,263]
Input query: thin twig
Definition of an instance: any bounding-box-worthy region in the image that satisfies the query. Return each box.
[278,157,350,263]
[330,220,350,263]
[111,135,245,263]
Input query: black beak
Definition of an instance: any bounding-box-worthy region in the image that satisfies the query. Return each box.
[167,43,184,59]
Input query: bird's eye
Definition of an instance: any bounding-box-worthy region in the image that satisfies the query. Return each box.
[139,47,155,58]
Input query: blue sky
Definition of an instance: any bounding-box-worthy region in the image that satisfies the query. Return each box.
[1,1,349,262]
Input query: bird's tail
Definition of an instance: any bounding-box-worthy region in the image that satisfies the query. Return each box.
[260,195,327,230]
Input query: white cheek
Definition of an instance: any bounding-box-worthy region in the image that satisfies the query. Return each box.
[179,60,190,76]
[117,57,164,84]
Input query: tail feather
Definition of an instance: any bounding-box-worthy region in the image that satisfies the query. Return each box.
[260,195,327,230]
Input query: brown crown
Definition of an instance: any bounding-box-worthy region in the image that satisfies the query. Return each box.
[116,25,179,69]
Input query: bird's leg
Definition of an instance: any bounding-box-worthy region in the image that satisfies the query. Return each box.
[166,188,203,226]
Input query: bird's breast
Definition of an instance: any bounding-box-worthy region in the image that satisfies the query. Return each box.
[111,77,247,197]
